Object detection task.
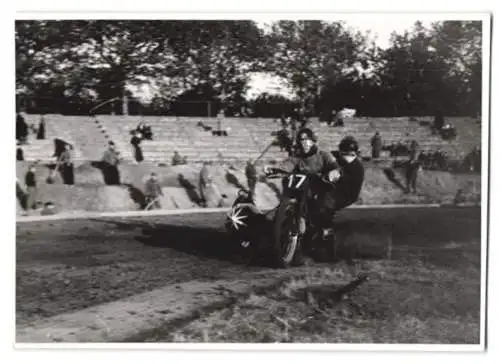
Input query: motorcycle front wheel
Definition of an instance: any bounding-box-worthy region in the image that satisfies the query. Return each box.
[272,197,301,268]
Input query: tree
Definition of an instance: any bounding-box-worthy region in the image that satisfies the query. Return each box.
[430,21,482,115]
[375,20,483,116]
[15,20,84,94]
[165,20,266,115]
[263,20,370,114]
[68,20,183,114]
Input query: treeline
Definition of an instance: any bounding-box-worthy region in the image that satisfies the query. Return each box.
[15,20,482,117]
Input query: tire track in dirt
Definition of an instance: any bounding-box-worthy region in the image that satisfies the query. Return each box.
[16,207,481,342]
[17,267,323,343]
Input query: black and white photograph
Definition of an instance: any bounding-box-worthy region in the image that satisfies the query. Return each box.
[13,10,490,350]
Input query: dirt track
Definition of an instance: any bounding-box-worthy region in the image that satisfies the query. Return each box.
[16,207,482,331]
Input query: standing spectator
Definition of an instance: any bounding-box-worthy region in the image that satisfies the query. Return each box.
[16,112,28,144]
[130,132,144,163]
[58,144,74,185]
[199,162,211,207]
[37,115,46,140]
[144,172,163,209]
[279,114,288,128]
[434,109,444,130]
[405,140,421,194]
[101,142,121,185]
[24,165,37,211]
[245,159,258,201]
[16,147,24,161]
[371,131,383,159]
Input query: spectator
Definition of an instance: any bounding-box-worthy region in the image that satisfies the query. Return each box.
[130,131,144,163]
[172,151,183,166]
[16,112,28,144]
[279,114,288,128]
[371,131,383,159]
[405,140,421,194]
[434,109,444,130]
[144,172,163,210]
[333,113,345,127]
[276,127,293,154]
[16,147,24,161]
[245,159,258,201]
[58,144,74,185]
[24,164,37,211]
[135,122,147,136]
[37,115,46,140]
[142,123,153,140]
[199,162,212,207]
[327,110,336,126]
[101,142,121,185]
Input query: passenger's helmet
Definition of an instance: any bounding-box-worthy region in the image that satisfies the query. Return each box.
[339,136,359,153]
[296,127,318,143]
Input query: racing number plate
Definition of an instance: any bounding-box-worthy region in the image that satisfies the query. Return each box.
[287,174,307,190]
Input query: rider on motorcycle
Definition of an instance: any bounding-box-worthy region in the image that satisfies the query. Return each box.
[264,127,341,238]
[326,136,365,215]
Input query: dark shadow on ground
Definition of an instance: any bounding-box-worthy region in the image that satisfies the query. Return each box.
[178,174,203,206]
[382,167,406,191]
[122,183,147,209]
[16,185,27,210]
[90,161,108,185]
[137,223,249,265]
[225,172,248,192]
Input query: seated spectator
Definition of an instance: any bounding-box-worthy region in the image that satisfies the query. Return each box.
[172,151,183,166]
[440,123,457,140]
[333,114,344,127]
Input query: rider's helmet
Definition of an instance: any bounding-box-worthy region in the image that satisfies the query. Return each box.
[296,127,318,144]
[338,136,359,154]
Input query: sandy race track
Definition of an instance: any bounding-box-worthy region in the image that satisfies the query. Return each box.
[16,207,482,343]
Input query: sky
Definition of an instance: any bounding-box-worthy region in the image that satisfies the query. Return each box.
[342,19,431,49]
[256,18,432,50]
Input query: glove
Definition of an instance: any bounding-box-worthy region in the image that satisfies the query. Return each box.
[328,169,341,182]
[263,165,273,175]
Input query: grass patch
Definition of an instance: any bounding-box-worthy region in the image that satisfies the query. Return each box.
[150,259,480,344]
